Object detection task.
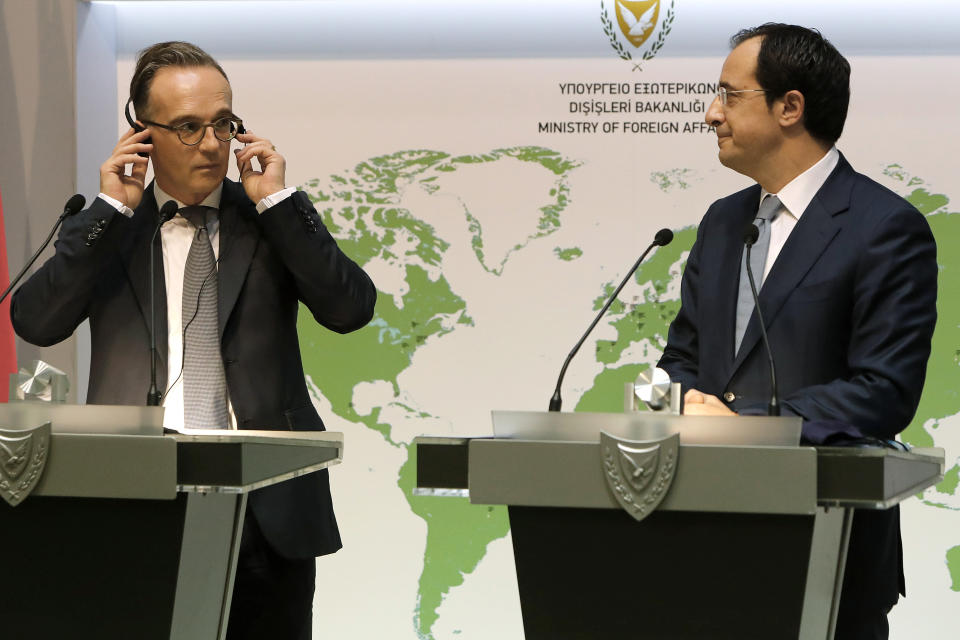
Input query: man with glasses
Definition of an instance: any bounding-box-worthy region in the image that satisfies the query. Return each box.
[12,41,376,640]
[657,24,937,639]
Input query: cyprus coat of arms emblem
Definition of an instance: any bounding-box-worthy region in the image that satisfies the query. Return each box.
[600,0,677,67]
[0,422,51,507]
[600,431,678,521]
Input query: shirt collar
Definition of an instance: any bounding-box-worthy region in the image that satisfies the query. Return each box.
[760,146,839,219]
[153,181,223,214]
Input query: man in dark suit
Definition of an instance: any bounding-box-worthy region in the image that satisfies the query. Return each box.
[657,24,938,639]
[11,42,376,639]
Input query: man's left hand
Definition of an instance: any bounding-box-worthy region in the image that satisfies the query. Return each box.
[235,131,286,204]
[683,388,737,416]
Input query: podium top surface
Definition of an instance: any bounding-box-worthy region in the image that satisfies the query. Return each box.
[492,410,802,447]
[0,404,342,438]
[0,402,164,435]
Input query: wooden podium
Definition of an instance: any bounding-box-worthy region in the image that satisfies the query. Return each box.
[0,405,342,640]
[415,411,944,640]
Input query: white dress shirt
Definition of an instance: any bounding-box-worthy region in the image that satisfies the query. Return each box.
[98,183,296,429]
[758,146,840,282]
[153,182,232,430]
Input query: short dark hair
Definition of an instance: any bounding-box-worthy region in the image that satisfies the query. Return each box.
[129,41,229,119]
[731,23,850,144]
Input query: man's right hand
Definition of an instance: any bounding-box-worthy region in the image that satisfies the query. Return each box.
[99,127,152,209]
[683,388,737,416]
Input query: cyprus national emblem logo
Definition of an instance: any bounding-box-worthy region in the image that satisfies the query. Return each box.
[600,431,678,521]
[601,0,676,69]
[0,423,51,507]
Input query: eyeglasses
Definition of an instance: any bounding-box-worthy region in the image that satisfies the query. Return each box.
[716,87,767,106]
[140,116,245,145]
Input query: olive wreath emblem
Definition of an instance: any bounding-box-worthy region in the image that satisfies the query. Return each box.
[600,0,676,67]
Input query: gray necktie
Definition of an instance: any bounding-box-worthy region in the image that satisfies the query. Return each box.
[180,206,228,428]
[734,195,781,355]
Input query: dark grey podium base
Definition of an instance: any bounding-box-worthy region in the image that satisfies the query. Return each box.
[2,494,193,639]
[509,505,815,640]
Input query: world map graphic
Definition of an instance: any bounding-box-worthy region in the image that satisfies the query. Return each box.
[296,149,958,639]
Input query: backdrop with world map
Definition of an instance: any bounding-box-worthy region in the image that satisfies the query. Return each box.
[104,1,960,637]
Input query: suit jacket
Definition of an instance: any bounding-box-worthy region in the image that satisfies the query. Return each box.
[11,179,377,559]
[658,154,938,609]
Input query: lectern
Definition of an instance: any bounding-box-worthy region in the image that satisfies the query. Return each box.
[415,411,944,640]
[0,405,343,640]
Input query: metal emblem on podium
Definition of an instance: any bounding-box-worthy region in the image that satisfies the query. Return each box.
[600,431,678,521]
[0,422,51,507]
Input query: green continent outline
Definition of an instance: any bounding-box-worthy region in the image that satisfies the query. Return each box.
[298,146,580,638]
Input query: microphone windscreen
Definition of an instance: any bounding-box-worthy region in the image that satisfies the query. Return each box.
[159,200,179,223]
[743,224,760,246]
[63,194,86,215]
[654,228,674,246]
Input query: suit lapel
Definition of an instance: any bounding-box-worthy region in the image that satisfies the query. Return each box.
[216,181,259,338]
[122,180,257,389]
[729,157,853,376]
[123,187,168,391]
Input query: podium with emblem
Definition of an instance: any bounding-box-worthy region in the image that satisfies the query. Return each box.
[0,404,342,640]
[414,411,944,640]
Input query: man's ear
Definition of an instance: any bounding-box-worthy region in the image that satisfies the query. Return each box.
[778,89,805,128]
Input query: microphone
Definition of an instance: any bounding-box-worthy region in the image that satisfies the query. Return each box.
[0,194,86,305]
[147,200,179,406]
[743,223,779,416]
[548,228,674,411]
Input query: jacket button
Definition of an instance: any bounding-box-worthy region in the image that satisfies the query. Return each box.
[723,391,736,403]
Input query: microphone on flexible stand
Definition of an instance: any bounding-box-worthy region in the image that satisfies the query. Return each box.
[147,200,179,406]
[743,224,780,416]
[0,194,86,305]
[548,228,674,412]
